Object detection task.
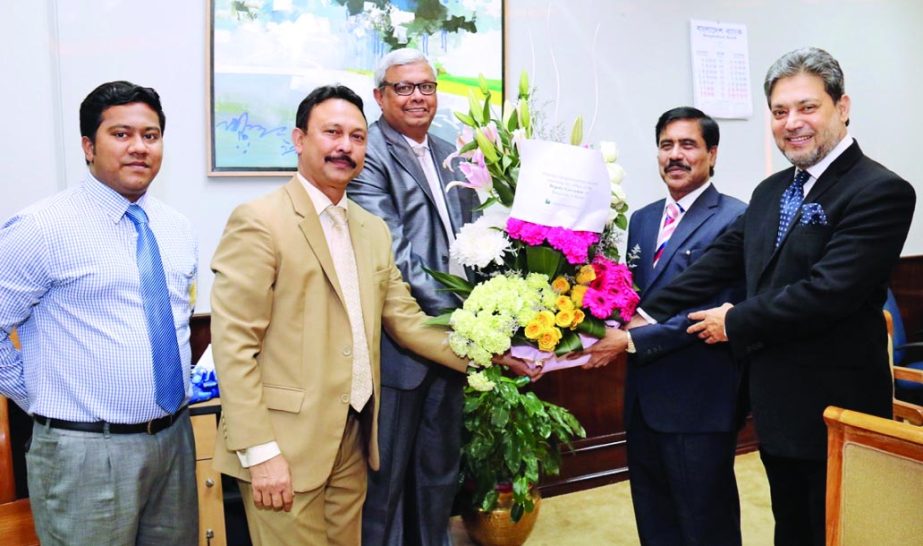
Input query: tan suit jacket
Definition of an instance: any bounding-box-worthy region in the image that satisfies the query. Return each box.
[210,178,466,492]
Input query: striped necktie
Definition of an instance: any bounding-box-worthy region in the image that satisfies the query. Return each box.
[125,204,185,414]
[775,169,810,247]
[653,202,682,267]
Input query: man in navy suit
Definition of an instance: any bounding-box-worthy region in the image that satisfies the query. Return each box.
[624,107,746,545]
[348,48,478,546]
[641,48,916,545]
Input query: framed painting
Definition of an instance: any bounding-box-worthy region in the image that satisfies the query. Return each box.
[207,0,505,176]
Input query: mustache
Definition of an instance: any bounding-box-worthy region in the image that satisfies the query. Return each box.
[665,160,691,172]
[325,155,357,168]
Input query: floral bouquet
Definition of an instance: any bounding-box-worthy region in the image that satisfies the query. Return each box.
[426,72,636,521]
[429,71,638,372]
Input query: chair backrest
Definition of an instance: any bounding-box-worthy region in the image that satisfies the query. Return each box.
[824,406,923,545]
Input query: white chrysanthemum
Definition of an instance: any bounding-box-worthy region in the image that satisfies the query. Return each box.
[467,370,496,392]
[451,215,511,269]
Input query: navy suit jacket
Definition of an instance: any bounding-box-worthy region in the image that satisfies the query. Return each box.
[643,141,916,458]
[348,118,479,389]
[626,184,746,433]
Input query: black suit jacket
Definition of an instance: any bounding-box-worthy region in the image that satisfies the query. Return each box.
[626,184,746,434]
[643,141,916,459]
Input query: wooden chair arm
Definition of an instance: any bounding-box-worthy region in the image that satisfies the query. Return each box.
[893,365,923,384]
[894,399,923,426]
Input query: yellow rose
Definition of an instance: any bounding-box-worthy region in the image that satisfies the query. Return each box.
[535,310,556,328]
[556,295,575,312]
[524,320,543,340]
[537,328,562,352]
[576,265,596,285]
[571,285,588,306]
[571,309,586,329]
[551,276,571,294]
[555,309,575,328]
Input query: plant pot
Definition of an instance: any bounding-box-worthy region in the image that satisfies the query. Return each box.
[461,489,542,546]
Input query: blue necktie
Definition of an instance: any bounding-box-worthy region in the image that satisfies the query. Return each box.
[125,204,185,414]
[775,170,810,247]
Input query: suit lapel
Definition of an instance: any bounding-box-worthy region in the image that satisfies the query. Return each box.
[286,178,347,307]
[759,140,864,279]
[379,120,437,206]
[632,200,664,294]
[648,186,720,289]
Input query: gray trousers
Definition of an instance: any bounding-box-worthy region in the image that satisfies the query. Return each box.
[26,412,198,546]
[362,367,464,546]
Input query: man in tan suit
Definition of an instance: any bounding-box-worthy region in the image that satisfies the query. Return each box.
[210,85,467,545]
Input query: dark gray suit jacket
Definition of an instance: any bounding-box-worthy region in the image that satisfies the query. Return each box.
[348,118,479,389]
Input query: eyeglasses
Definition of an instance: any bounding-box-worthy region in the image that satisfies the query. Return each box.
[380,81,438,96]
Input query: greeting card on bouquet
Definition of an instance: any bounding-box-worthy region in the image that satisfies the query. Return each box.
[510,140,611,233]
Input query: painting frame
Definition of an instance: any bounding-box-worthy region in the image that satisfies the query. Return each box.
[206,0,506,176]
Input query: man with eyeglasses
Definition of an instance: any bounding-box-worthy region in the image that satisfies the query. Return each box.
[349,48,479,546]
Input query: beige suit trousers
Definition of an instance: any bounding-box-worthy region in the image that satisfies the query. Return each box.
[240,412,367,545]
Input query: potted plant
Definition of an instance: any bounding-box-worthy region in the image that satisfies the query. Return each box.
[458,366,585,545]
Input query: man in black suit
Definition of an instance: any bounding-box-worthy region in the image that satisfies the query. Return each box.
[639,47,916,546]
[625,107,746,545]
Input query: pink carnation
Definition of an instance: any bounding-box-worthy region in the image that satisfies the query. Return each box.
[506,218,549,246]
[546,228,599,264]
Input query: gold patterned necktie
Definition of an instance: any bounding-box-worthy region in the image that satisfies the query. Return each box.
[326,205,372,411]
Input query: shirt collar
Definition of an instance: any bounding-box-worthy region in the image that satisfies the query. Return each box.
[669,180,712,215]
[83,172,150,224]
[296,172,347,217]
[804,133,853,181]
[401,133,429,152]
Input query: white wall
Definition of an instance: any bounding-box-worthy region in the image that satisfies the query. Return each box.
[2,0,921,311]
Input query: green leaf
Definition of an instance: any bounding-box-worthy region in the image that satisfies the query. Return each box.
[491,405,510,428]
[424,312,454,327]
[525,246,565,278]
[493,179,514,206]
[473,196,498,212]
[570,116,584,146]
[510,502,524,523]
[575,315,607,338]
[481,488,499,512]
[555,329,584,356]
[453,110,477,127]
[423,266,473,295]
[615,213,628,230]
[458,139,478,155]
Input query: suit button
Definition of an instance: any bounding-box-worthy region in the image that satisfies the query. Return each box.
[342,347,352,357]
[340,394,350,404]
[441,255,449,263]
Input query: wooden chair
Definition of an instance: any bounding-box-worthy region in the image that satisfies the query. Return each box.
[824,406,923,545]
[885,309,923,425]
[0,330,39,545]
